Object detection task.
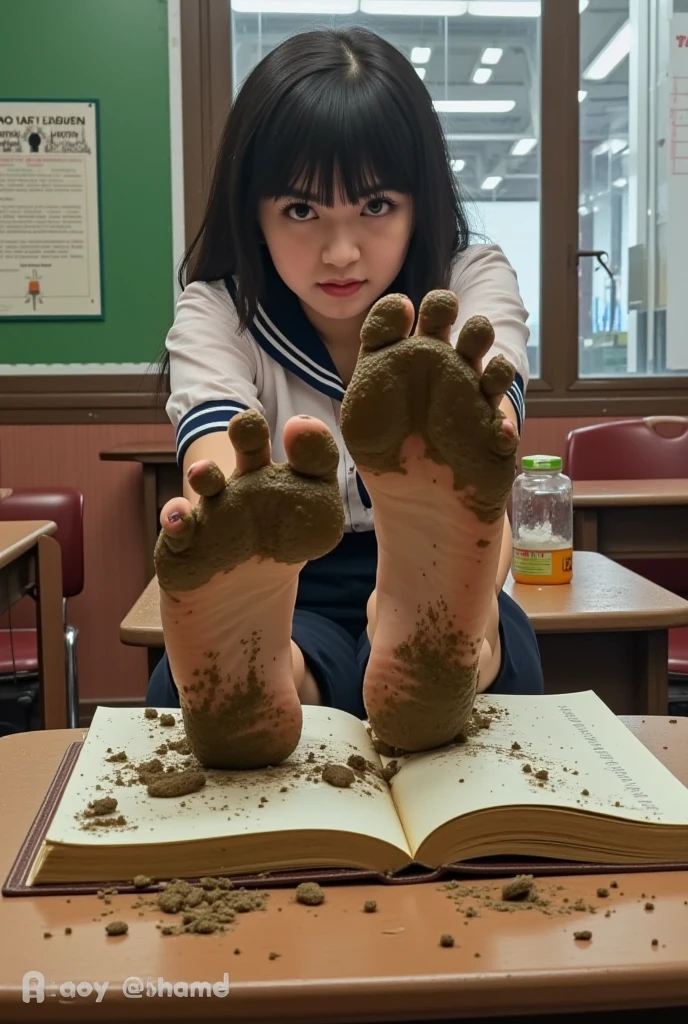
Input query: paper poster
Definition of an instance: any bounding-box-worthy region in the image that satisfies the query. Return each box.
[0,100,102,319]
[667,19,688,369]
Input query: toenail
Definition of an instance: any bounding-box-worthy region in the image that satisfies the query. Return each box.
[298,415,310,420]
[168,512,182,523]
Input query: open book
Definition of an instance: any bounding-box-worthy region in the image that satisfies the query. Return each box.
[27,691,688,885]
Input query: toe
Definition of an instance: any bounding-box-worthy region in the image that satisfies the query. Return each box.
[417,290,458,342]
[187,460,226,498]
[158,497,196,554]
[284,415,339,480]
[480,355,515,408]
[360,294,413,352]
[456,315,495,366]
[492,413,519,455]
[229,409,271,474]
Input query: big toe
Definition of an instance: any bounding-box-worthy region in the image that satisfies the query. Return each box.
[283,415,339,480]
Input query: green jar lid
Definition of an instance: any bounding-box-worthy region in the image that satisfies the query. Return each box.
[522,455,562,471]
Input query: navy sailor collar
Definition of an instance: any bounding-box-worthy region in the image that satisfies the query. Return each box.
[224,258,346,403]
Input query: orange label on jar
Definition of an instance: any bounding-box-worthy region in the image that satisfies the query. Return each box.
[512,547,573,585]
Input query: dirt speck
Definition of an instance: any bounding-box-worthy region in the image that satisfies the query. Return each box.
[144,708,159,719]
[439,933,455,947]
[295,882,324,906]
[574,930,592,941]
[522,764,532,774]
[501,875,534,901]
[105,921,128,936]
[147,770,206,798]
[321,764,355,788]
[159,713,176,726]
[363,900,377,913]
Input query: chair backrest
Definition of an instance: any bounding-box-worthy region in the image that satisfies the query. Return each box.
[0,488,84,596]
[564,417,688,596]
[564,417,688,480]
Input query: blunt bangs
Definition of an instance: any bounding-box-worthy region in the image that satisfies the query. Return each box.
[251,71,418,207]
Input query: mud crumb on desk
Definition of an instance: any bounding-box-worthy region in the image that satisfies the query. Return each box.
[296,882,325,906]
[105,921,128,936]
[501,875,534,901]
[439,934,455,947]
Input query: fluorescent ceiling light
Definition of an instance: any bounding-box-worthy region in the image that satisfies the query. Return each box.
[411,47,432,63]
[578,89,588,102]
[451,158,466,171]
[511,136,536,156]
[434,99,516,113]
[481,175,503,189]
[361,0,468,13]
[415,66,427,80]
[579,0,589,11]
[231,0,357,11]
[592,137,627,156]
[468,2,540,16]
[583,20,631,80]
[472,67,493,84]
[613,177,627,188]
[481,47,503,64]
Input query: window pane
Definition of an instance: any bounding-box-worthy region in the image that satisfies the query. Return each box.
[231,0,541,377]
[579,0,688,377]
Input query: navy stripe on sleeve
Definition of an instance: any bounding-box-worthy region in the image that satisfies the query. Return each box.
[505,372,525,435]
[176,400,249,466]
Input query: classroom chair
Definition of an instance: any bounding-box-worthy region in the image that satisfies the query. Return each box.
[564,417,688,701]
[0,488,84,730]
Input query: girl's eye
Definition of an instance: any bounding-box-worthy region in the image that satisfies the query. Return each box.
[364,197,395,217]
[284,203,316,221]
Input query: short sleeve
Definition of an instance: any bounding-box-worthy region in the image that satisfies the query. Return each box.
[165,280,265,465]
[450,244,530,433]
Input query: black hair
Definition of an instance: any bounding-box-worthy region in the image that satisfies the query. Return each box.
[162,26,470,382]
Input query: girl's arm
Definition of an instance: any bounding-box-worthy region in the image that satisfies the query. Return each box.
[165,279,265,507]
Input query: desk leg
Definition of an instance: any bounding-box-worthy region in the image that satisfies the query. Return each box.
[36,534,68,729]
[573,508,599,551]
[143,466,159,582]
[634,630,669,715]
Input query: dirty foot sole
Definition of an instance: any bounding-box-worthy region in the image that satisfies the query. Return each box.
[341,292,518,751]
[155,412,344,769]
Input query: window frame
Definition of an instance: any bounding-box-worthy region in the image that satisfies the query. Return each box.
[2,0,686,424]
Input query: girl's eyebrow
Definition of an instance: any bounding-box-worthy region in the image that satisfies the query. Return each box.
[280,184,386,203]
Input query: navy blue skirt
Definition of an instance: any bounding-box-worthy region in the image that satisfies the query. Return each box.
[146,530,543,715]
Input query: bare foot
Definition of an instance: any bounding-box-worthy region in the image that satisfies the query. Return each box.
[340,291,518,752]
[154,411,344,769]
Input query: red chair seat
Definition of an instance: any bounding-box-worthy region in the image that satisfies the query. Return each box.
[0,629,38,675]
[669,626,688,676]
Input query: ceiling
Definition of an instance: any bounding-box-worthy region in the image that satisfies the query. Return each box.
[231,0,631,202]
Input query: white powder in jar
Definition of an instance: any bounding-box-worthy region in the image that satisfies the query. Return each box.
[514,522,570,550]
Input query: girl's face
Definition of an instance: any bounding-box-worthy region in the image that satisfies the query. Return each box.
[258,185,413,340]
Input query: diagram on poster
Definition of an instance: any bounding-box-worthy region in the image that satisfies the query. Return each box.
[0,100,102,319]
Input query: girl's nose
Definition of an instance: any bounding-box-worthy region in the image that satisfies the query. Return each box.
[322,233,361,267]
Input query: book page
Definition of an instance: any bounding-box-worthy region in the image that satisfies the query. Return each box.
[46,705,411,858]
[385,691,688,858]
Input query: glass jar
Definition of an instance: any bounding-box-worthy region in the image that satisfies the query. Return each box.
[511,455,573,585]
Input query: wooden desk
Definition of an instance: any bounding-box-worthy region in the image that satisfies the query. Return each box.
[573,479,688,562]
[0,522,67,729]
[123,553,688,715]
[0,718,686,1022]
[99,443,178,580]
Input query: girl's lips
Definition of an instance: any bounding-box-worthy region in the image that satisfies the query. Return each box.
[318,281,365,298]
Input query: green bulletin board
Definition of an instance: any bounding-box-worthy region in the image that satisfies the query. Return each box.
[0,0,174,366]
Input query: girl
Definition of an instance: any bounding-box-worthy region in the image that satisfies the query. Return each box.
[147,26,543,761]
